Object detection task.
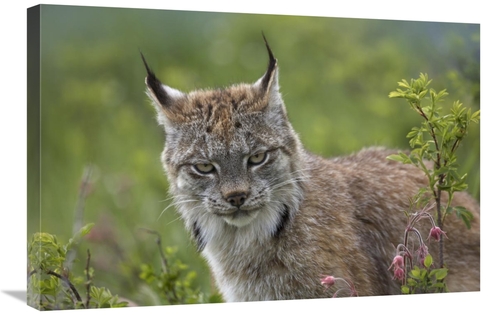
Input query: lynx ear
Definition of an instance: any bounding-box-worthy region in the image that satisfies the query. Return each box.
[254,34,279,95]
[140,52,185,126]
[253,35,287,118]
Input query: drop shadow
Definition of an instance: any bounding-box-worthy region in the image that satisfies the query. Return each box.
[2,290,26,303]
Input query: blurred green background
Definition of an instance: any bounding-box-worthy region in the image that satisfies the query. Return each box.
[28,4,480,306]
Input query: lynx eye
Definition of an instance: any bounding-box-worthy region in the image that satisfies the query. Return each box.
[194,163,215,174]
[248,152,267,166]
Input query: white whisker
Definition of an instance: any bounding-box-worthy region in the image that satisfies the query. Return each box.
[271,176,310,191]
[163,214,183,226]
[156,198,199,221]
[157,194,192,203]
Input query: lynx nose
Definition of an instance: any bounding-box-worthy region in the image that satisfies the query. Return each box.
[226,192,247,208]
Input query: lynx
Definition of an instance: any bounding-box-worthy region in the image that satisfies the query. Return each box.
[141,38,480,301]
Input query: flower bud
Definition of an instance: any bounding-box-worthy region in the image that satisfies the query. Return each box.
[416,244,429,266]
[388,254,404,271]
[393,267,405,281]
[320,275,336,289]
[428,226,447,241]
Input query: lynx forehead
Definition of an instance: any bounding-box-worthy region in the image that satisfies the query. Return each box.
[143,36,480,302]
[141,36,278,128]
[169,87,268,137]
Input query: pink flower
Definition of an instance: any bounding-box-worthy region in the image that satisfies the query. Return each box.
[428,226,447,241]
[416,244,429,266]
[388,255,404,270]
[320,275,336,289]
[389,254,406,281]
[393,267,405,281]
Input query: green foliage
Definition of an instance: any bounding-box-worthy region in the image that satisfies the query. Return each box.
[138,231,223,305]
[448,205,474,229]
[387,73,478,294]
[402,255,449,294]
[27,225,221,310]
[28,223,94,275]
[27,225,128,310]
[89,286,129,308]
[388,73,479,230]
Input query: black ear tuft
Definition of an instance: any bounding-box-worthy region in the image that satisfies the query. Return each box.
[140,52,170,106]
[260,32,278,92]
[262,32,277,68]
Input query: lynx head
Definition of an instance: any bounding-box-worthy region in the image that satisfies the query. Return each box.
[142,37,306,249]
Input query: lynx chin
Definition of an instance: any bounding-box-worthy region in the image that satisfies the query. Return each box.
[141,37,480,301]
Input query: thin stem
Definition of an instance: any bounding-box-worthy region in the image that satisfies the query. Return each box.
[85,249,91,309]
[408,227,425,246]
[330,277,358,297]
[140,228,169,274]
[417,107,441,162]
[450,138,461,156]
[74,165,93,234]
[139,228,180,303]
[27,269,37,281]
[46,270,83,307]
[436,186,445,268]
[442,191,454,225]
[440,138,461,227]
[65,165,93,271]
[415,102,446,268]
[416,158,434,187]
[401,232,412,286]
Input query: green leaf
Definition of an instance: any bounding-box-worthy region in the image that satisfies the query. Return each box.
[406,93,419,101]
[410,267,420,278]
[419,269,428,280]
[436,184,452,192]
[398,80,410,89]
[424,254,433,269]
[90,286,114,308]
[445,206,454,215]
[451,180,468,193]
[436,89,449,100]
[406,278,417,286]
[111,301,129,308]
[386,152,412,164]
[433,268,448,280]
[401,285,410,294]
[431,282,445,289]
[79,223,95,237]
[65,223,95,251]
[454,206,473,229]
[418,89,428,99]
[387,154,404,162]
[470,110,480,123]
[207,293,224,303]
[389,91,404,98]
[406,127,420,139]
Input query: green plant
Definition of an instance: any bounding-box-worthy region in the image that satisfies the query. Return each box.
[403,254,448,294]
[27,224,128,310]
[138,229,223,305]
[387,73,479,293]
[388,203,450,293]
